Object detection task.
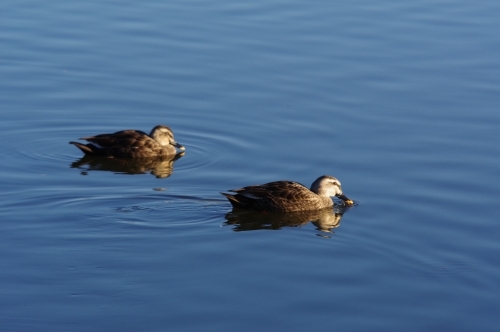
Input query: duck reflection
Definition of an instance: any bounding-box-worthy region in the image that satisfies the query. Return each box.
[224,206,348,233]
[70,152,184,178]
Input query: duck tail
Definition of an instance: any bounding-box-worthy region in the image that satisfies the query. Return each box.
[221,192,251,209]
[69,141,102,156]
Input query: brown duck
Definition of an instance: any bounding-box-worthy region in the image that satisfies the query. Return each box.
[69,125,185,158]
[221,175,354,212]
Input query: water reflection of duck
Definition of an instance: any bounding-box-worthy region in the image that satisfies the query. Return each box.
[69,125,185,158]
[224,208,345,233]
[221,175,353,212]
[70,153,183,178]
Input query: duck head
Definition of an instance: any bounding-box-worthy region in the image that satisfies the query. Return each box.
[310,175,354,205]
[150,125,185,151]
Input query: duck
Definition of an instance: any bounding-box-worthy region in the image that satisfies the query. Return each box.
[221,175,354,212]
[69,125,185,158]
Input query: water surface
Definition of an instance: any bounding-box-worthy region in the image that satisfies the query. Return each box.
[1,0,499,331]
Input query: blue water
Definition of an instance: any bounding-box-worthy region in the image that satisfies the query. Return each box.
[1,0,499,331]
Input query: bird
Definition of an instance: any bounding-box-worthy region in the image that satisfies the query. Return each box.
[221,175,354,212]
[69,125,185,158]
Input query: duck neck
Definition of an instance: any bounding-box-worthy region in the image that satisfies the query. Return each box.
[319,195,334,207]
[150,133,169,146]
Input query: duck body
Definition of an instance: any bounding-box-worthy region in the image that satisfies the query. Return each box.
[221,175,353,212]
[70,125,184,158]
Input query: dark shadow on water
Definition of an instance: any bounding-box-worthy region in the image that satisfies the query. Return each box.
[70,152,184,178]
[224,205,354,234]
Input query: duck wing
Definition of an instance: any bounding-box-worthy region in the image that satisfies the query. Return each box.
[80,130,153,148]
[223,181,319,212]
[231,181,306,198]
[72,130,167,158]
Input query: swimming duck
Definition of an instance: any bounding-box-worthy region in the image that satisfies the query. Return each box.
[70,125,185,158]
[221,175,354,212]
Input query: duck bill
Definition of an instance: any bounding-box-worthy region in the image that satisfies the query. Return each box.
[172,142,186,151]
[337,194,354,206]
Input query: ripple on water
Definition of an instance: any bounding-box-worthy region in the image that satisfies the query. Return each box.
[0,120,258,234]
[3,125,82,170]
[3,121,252,177]
[0,186,226,232]
[98,194,227,230]
[168,132,224,172]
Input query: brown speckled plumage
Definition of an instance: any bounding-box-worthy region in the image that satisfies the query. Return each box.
[69,125,184,158]
[221,175,353,212]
